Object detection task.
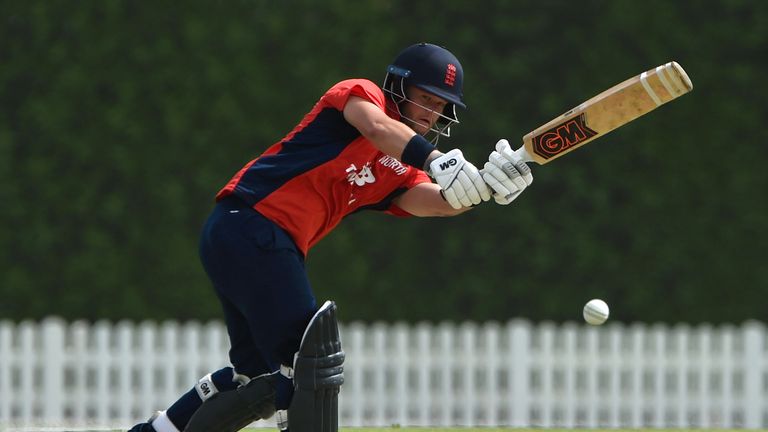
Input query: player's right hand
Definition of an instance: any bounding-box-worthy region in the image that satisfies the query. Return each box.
[482,139,533,205]
[428,149,491,209]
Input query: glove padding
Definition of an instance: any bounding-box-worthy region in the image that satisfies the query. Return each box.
[429,149,491,209]
[482,139,533,205]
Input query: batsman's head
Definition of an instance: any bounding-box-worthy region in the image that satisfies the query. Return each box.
[383,43,465,142]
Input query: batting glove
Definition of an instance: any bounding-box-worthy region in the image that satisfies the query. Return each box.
[429,149,492,209]
[482,139,533,205]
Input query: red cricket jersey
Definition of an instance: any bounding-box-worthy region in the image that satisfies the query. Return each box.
[216,79,432,256]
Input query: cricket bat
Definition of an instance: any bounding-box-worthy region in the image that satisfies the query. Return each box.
[511,61,693,164]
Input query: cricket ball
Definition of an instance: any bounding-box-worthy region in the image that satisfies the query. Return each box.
[583,299,609,325]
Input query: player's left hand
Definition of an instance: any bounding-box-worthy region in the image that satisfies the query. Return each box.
[429,149,492,209]
[481,139,533,205]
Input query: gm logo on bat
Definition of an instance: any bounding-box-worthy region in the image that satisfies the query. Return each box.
[532,114,597,159]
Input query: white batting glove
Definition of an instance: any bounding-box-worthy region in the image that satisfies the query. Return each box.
[429,149,492,209]
[481,139,533,205]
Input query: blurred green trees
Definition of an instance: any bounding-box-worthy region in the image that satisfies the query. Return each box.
[1,0,766,324]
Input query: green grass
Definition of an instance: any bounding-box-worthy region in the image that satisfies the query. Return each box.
[65,428,745,432]
[26,427,746,432]
[65,429,744,432]
[240,429,740,432]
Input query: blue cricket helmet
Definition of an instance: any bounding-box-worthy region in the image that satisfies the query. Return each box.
[384,42,466,109]
[383,43,466,141]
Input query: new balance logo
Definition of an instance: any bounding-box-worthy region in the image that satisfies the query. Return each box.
[346,163,376,186]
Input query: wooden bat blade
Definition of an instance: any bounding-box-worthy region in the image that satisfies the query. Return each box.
[513,61,693,164]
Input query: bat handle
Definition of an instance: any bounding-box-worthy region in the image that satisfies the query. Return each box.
[512,146,534,163]
[501,146,533,200]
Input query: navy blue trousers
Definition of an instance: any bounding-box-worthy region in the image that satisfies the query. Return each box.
[200,196,317,378]
[158,196,319,431]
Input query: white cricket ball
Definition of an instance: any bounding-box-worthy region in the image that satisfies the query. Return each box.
[583,299,609,325]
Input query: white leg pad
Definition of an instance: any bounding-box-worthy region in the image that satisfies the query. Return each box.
[151,410,181,432]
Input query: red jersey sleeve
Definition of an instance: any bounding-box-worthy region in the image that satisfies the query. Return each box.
[322,79,387,112]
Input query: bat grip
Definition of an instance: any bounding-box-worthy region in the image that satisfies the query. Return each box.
[511,146,533,163]
[502,146,532,200]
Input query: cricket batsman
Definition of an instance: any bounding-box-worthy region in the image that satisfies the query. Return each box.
[129,42,533,432]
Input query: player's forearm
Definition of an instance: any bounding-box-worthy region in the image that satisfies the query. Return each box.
[343,97,441,170]
[393,183,472,217]
[361,117,441,170]
[408,195,472,217]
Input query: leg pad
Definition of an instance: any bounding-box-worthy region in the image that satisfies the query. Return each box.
[287,300,345,432]
[183,373,276,432]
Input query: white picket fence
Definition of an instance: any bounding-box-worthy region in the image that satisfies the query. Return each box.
[1,318,767,430]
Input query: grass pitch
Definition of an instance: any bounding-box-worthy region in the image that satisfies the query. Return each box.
[240,429,738,432]
[19,428,741,432]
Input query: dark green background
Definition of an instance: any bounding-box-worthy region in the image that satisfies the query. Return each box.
[1,1,765,324]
